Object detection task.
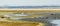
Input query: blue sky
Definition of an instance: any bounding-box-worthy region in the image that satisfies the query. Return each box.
[0,0,60,6]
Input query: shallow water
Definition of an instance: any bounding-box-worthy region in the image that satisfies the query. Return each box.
[50,19,60,26]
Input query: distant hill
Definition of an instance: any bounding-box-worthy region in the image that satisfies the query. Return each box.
[0,6,60,8]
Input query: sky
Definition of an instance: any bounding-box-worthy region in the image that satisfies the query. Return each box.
[0,0,60,6]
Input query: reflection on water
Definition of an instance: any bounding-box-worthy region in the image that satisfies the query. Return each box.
[51,19,60,26]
